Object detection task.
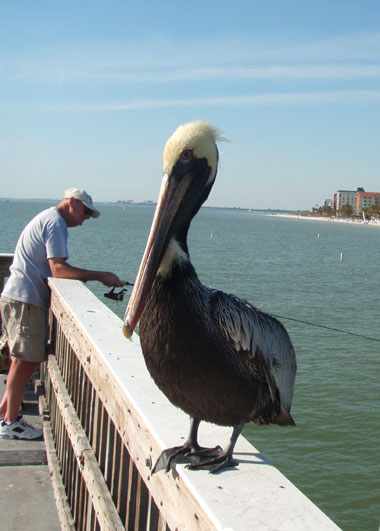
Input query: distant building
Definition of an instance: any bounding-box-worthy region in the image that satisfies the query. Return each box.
[336,188,364,211]
[324,199,333,207]
[355,192,380,213]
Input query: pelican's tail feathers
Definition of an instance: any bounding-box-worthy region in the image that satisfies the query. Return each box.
[274,406,296,426]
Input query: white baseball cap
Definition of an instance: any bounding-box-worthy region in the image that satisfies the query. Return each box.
[64,188,100,218]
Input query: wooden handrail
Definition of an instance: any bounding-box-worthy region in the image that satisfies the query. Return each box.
[44,277,340,530]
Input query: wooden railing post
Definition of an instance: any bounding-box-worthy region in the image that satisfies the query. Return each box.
[0,254,14,329]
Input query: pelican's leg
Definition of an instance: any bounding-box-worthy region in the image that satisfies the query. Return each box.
[152,417,223,474]
[186,423,243,474]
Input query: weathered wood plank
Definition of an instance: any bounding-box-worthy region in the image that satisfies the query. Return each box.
[0,450,47,466]
[38,393,75,530]
[47,354,124,531]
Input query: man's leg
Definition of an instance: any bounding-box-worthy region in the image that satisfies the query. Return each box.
[0,299,46,438]
[1,358,39,422]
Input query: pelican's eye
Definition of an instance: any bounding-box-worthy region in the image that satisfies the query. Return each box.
[180,149,193,163]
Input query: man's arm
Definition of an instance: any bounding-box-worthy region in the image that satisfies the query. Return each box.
[48,258,124,287]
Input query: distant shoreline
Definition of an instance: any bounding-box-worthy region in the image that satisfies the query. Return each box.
[2,198,379,226]
[271,213,380,227]
[0,197,293,214]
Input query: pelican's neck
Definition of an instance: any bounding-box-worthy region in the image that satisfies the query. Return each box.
[157,238,189,278]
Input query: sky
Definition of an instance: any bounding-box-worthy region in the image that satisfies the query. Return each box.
[1,0,380,211]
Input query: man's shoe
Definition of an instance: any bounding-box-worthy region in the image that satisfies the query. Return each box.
[0,416,43,440]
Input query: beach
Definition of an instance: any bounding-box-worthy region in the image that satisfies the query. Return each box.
[271,213,380,226]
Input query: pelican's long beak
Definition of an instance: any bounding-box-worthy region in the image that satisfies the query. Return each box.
[122,171,193,339]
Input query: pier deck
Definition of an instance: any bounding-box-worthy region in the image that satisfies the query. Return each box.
[0,375,60,530]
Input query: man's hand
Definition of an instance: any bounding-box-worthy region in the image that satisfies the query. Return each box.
[99,272,124,288]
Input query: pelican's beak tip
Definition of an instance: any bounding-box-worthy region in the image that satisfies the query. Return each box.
[122,323,133,340]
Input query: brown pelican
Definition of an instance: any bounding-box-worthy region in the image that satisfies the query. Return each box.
[123,121,296,473]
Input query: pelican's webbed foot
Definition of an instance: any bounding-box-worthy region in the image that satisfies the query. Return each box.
[151,445,192,473]
[152,417,224,474]
[186,422,244,474]
[151,443,223,474]
[151,419,243,475]
[186,450,239,473]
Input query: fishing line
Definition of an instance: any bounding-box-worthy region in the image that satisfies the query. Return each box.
[269,313,380,343]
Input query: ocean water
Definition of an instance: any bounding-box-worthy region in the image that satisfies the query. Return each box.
[1,199,379,531]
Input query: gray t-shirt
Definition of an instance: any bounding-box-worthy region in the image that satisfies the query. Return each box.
[2,207,69,309]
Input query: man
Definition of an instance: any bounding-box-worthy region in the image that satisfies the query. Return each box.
[0,188,124,439]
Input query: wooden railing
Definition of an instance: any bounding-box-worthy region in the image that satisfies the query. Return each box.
[43,278,340,531]
[0,256,341,530]
[0,254,13,331]
[0,254,13,291]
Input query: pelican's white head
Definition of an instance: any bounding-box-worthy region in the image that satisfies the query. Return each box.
[163,120,223,185]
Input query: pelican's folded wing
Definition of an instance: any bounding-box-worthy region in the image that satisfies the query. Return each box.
[209,290,297,411]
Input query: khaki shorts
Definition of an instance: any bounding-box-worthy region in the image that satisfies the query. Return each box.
[0,297,49,363]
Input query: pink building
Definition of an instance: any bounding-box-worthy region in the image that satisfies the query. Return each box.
[355,192,380,213]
